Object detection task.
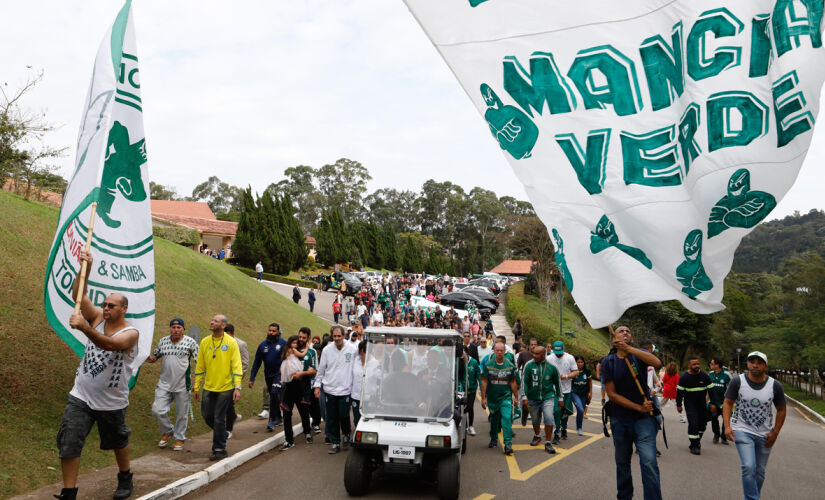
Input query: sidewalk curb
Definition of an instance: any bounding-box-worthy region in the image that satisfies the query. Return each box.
[786,395,825,425]
[136,424,302,500]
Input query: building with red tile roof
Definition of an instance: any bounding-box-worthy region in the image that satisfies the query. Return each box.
[150,200,236,256]
[488,259,535,276]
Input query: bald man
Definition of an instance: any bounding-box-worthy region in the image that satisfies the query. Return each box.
[56,250,139,500]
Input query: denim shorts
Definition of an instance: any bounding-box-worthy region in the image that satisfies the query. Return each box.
[56,395,130,458]
[528,398,557,426]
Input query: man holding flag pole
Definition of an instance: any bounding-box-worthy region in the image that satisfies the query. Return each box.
[44,1,153,498]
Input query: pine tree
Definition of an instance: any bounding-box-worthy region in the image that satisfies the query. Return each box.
[382,225,400,271]
[232,187,266,267]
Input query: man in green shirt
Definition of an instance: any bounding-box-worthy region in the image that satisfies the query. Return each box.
[708,358,731,445]
[465,353,481,436]
[481,342,519,455]
[522,345,563,454]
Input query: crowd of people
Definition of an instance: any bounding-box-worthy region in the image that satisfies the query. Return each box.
[54,251,789,500]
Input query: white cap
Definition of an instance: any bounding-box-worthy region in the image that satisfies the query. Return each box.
[747,351,768,364]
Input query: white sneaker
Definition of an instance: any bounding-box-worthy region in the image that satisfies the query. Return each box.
[257,410,269,419]
[468,426,477,436]
[226,431,233,439]
[236,414,243,421]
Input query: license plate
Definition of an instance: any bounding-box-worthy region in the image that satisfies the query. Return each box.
[388,445,415,459]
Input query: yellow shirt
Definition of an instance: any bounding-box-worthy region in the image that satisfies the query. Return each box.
[194,333,243,392]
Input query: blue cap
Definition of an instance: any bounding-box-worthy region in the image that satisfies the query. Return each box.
[169,318,184,328]
[552,341,564,354]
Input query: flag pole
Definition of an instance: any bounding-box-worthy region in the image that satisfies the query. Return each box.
[73,202,98,314]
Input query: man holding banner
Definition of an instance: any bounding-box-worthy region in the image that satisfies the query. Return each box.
[55,252,138,500]
[45,1,153,497]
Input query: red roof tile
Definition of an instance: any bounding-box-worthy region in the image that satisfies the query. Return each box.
[489,259,535,275]
[151,200,216,220]
[153,214,237,236]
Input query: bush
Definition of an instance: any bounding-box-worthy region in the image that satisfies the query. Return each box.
[152,225,200,246]
[233,265,320,289]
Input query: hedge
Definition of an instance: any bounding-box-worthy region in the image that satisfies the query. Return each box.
[152,225,200,246]
[233,265,320,289]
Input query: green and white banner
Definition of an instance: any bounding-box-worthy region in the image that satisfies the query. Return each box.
[44,0,154,381]
[405,0,825,327]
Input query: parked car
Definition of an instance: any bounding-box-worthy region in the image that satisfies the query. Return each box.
[460,286,499,306]
[439,292,496,319]
[469,278,501,295]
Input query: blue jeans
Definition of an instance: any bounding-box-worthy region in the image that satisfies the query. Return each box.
[610,416,662,500]
[571,393,586,430]
[734,430,772,500]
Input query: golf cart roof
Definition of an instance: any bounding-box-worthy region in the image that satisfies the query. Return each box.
[364,326,461,341]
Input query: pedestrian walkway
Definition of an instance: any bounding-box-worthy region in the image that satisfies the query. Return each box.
[489,291,515,345]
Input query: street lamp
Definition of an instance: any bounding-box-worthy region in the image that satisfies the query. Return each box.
[736,348,742,372]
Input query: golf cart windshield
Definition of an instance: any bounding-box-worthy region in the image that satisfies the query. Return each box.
[361,328,458,422]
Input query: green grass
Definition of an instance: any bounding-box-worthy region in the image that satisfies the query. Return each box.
[0,190,330,498]
[783,385,825,419]
[506,281,611,362]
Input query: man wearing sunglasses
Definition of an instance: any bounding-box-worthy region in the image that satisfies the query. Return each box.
[55,250,139,500]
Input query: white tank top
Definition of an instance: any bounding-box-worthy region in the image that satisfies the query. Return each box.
[730,374,776,437]
[69,321,138,411]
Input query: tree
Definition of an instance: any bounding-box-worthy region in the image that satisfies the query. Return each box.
[266,165,323,232]
[401,235,424,273]
[149,181,179,200]
[509,216,556,302]
[232,188,266,267]
[1,69,67,199]
[365,187,418,233]
[315,158,372,220]
[190,176,242,214]
[314,208,349,267]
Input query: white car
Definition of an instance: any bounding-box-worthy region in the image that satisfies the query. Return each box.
[344,328,467,500]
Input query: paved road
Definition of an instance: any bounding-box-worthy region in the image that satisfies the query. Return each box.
[185,384,825,500]
[262,279,337,324]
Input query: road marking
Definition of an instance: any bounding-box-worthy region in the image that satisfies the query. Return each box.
[472,494,495,500]
[502,431,605,481]
[793,405,825,429]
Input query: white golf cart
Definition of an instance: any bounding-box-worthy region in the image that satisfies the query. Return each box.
[344,328,468,500]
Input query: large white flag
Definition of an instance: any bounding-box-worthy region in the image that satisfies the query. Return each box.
[44,0,153,385]
[405,0,825,327]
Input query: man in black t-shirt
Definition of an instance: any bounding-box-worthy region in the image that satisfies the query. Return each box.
[601,326,663,500]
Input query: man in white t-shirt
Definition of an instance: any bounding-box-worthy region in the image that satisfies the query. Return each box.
[146,318,199,451]
[548,341,578,444]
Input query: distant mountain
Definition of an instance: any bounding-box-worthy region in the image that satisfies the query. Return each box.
[733,209,825,274]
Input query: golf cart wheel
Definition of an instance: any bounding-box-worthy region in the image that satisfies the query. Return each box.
[344,449,371,496]
[436,454,460,500]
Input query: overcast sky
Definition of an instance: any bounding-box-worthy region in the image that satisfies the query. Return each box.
[3,0,823,219]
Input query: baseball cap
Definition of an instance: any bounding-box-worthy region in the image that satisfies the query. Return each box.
[552,341,564,354]
[169,318,184,328]
[747,351,768,364]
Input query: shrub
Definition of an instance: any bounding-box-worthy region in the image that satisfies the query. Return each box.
[152,225,200,246]
[233,265,320,289]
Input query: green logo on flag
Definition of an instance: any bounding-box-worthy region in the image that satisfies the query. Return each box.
[552,229,573,291]
[98,121,147,228]
[676,229,712,299]
[708,168,776,238]
[469,0,490,6]
[589,215,652,269]
[481,83,539,160]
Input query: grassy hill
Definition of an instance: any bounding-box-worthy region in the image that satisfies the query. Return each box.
[0,190,330,497]
[505,281,611,361]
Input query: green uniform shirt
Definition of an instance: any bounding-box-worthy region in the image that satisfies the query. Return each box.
[481,357,517,405]
[572,367,591,398]
[302,348,317,396]
[522,359,561,401]
[708,369,731,406]
[467,357,481,393]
